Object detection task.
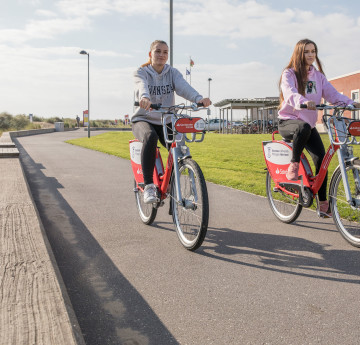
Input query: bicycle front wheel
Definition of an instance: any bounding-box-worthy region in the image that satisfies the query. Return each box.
[266,171,302,223]
[134,180,157,225]
[171,158,209,251]
[329,164,360,247]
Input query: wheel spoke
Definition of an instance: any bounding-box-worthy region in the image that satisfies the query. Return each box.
[171,159,208,251]
[330,165,360,247]
[266,171,302,223]
[134,180,157,225]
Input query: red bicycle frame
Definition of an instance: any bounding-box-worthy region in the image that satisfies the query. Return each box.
[263,130,340,198]
[130,139,177,200]
[130,115,206,202]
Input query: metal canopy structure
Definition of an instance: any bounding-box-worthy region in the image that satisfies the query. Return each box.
[213,97,280,133]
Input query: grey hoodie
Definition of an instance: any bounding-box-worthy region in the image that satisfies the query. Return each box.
[132,64,203,125]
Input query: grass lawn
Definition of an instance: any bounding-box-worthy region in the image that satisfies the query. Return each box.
[67,131,359,198]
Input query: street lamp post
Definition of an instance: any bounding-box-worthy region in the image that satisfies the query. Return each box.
[208,77,212,98]
[79,50,90,138]
[207,78,212,118]
[169,0,173,66]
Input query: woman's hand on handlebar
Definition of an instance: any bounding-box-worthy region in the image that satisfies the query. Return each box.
[304,100,316,110]
[139,97,151,111]
[199,98,212,107]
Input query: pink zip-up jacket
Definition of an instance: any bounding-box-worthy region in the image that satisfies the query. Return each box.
[278,66,354,128]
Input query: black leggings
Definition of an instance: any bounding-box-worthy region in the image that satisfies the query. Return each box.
[132,121,172,185]
[278,119,327,201]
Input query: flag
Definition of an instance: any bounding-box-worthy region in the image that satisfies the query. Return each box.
[190,58,194,67]
[186,68,190,75]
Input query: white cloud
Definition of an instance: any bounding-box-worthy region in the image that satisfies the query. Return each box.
[172,0,360,78]
[0,44,134,117]
[173,0,360,50]
[18,0,41,5]
[226,43,238,50]
[56,0,167,17]
[0,17,91,44]
[35,9,57,17]
[1,0,168,45]
[56,0,113,17]
[187,61,279,101]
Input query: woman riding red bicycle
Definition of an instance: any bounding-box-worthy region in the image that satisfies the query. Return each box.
[132,39,211,204]
[277,38,360,217]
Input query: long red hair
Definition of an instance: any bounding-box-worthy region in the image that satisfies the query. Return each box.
[279,39,325,106]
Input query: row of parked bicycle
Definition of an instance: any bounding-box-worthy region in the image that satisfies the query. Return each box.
[206,118,278,134]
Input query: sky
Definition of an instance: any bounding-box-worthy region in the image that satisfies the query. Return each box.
[1,0,360,120]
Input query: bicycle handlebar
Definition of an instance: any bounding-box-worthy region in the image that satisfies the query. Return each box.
[300,103,357,110]
[134,102,205,110]
[134,101,161,110]
[299,103,325,109]
[133,101,207,144]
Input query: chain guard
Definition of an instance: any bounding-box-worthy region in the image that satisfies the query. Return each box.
[280,183,313,207]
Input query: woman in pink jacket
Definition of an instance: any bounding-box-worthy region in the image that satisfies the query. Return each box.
[278,38,360,217]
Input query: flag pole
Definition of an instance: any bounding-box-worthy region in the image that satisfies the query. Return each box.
[185,70,188,106]
[189,56,192,86]
[170,0,173,66]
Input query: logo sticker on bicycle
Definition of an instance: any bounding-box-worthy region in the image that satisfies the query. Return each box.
[275,168,287,175]
[175,117,206,133]
[263,142,292,165]
[129,140,142,165]
[348,121,360,136]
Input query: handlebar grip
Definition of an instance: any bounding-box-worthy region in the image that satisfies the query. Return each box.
[300,104,326,109]
[134,101,161,110]
[197,102,204,107]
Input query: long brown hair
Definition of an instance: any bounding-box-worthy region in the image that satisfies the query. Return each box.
[141,40,168,67]
[279,38,325,105]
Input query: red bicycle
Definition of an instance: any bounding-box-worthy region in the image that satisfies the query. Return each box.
[263,104,360,247]
[129,103,209,251]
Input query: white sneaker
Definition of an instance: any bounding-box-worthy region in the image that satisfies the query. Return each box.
[143,184,158,204]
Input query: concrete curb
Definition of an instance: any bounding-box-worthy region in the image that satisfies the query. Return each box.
[84,127,132,131]
[9,128,55,137]
[0,130,85,345]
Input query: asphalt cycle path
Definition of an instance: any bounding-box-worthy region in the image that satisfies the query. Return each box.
[15,130,360,345]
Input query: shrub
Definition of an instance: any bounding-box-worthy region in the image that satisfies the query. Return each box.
[46,117,62,124]
[32,115,43,122]
[26,123,41,130]
[0,112,12,130]
[12,115,30,130]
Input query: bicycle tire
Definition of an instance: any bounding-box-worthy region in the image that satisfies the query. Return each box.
[170,158,209,251]
[134,179,157,225]
[329,164,360,247]
[266,171,302,223]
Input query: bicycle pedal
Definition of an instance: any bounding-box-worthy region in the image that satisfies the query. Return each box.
[151,198,160,204]
[317,210,332,219]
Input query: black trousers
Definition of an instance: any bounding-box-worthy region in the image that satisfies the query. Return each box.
[278,119,327,201]
[132,121,172,185]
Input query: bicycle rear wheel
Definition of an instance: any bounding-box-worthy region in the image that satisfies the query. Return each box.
[171,158,209,251]
[134,180,157,225]
[329,164,360,247]
[266,171,302,223]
